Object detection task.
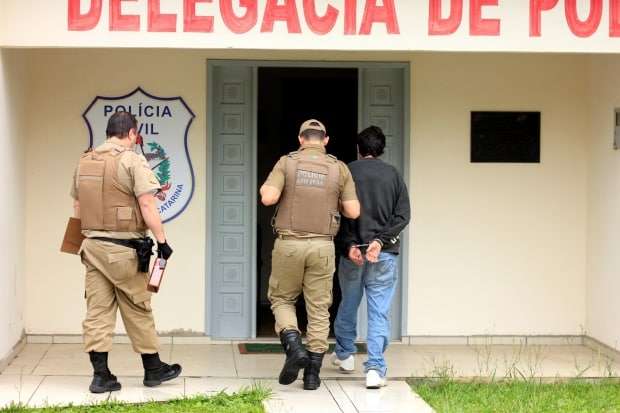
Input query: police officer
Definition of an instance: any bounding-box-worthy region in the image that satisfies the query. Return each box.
[70,112,182,394]
[260,119,360,390]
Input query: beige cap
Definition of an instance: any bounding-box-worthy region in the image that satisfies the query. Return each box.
[299,119,327,135]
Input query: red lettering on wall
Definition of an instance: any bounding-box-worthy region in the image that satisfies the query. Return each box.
[359,0,400,35]
[470,0,500,35]
[428,0,463,35]
[612,0,620,36]
[148,0,177,32]
[220,0,257,34]
[184,0,213,32]
[529,0,559,36]
[261,0,302,33]
[110,0,140,31]
[344,0,357,35]
[565,0,602,37]
[303,0,339,35]
[68,0,102,31]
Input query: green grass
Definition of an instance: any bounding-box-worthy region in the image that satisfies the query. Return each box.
[0,387,270,413]
[411,379,620,413]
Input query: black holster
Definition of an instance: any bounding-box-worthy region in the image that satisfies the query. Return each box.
[133,238,155,273]
[93,237,154,273]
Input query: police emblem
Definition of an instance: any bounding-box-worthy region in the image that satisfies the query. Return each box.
[83,87,195,223]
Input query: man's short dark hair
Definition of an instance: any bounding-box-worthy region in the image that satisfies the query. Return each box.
[301,128,326,141]
[357,126,386,157]
[106,111,138,138]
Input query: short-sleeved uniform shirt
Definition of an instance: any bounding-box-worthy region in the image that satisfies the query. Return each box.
[70,137,161,240]
[263,144,358,238]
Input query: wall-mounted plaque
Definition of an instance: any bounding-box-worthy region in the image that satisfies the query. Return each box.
[471,111,541,163]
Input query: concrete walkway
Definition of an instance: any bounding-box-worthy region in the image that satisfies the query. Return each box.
[0,375,433,412]
[1,342,618,411]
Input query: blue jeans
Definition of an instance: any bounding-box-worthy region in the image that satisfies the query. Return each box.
[334,252,398,377]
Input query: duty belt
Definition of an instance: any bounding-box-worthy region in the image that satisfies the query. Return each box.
[92,237,154,273]
[278,235,333,242]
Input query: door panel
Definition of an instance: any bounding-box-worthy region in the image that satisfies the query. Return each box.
[209,64,255,339]
[358,67,405,341]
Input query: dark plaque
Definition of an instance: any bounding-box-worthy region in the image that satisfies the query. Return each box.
[471,111,541,163]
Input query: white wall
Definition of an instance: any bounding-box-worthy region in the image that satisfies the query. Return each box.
[410,53,589,336]
[21,49,590,338]
[586,56,620,351]
[0,49,27,359]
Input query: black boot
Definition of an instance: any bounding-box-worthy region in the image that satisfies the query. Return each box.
[278,330,309,385]
[303,351,324,391]
[141,353,182,387]
[88,352,121,394]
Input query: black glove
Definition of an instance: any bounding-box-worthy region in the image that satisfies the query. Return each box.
[157,241,173,260]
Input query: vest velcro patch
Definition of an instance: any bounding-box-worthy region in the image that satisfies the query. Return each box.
[296,169,326,188]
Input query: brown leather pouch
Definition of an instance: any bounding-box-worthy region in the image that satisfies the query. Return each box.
[61,217,86,255]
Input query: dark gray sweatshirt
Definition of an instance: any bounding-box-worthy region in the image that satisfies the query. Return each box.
[337,158,411,255]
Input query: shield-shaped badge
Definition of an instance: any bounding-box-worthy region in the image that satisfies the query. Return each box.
[83,87,195,223]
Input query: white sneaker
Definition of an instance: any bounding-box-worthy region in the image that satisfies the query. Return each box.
[331,354,355,373]
[366,370,387,389]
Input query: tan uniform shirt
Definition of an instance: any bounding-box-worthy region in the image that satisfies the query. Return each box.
[264,144,358,238]
[71,137,161,239]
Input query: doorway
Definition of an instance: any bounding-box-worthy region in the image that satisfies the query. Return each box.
[256,67,359,337]
[208,60,408,340]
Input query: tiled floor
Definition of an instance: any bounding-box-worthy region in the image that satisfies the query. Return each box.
[1,342,618,411]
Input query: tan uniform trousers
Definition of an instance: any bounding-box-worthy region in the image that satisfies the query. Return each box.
[81,238,159,354]
[268,238,335,353]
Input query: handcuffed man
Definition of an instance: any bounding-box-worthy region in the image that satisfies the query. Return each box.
[333,126,411,389]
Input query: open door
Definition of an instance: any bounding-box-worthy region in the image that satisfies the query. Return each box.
[255,67,359,337]
[208,61,408,340]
